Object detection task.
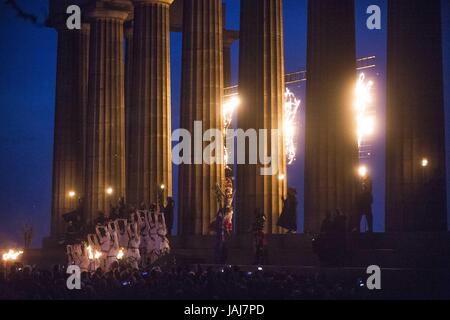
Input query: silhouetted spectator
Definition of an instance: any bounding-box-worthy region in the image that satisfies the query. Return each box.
[163,197,175,235]
[277,188,298,233]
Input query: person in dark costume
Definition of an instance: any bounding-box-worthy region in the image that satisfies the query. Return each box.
[356,177,373,233]
[277,188,298,233]
[214,208,227,264]
[163,197,175,235]
[252,208,268,265]
[320,210,333,234]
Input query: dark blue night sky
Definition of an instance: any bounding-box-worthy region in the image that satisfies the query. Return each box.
[0,0,449,246]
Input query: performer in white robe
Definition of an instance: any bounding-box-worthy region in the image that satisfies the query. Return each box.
[126,221,141,269]
[106,222,120,271]
[72,244,83,267]
[66,245,75,266]
[79,242,90,273]
[136,210,151,267]
[114,219,129,251]
[96,225,111,271]
[146,207,159,264]
[157,209,170,256]
[147,206,170,264]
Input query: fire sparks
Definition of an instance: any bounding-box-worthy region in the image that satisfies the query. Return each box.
[222,95,240,166]
[354,73,375,148]
[284,88,301,165]
[223,96,240,130]
[2,249,24,262]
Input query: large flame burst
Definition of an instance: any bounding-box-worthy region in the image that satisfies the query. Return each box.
[2,249,24,262]
[284,88,301,165]
[354,73,375,148]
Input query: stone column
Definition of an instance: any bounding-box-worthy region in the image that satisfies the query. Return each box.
[304,0,358,233]
[48,10,90,236]
[84,0,132,224]
[124,20,133,199]
[236,0,286,234]
[179,0,225,235]
[127,0,173,206]
[386,0,447,231]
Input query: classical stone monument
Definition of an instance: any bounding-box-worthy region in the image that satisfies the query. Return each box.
[48,0,239,237]
[235,0,286,234]
[47,0,448,242]
[386,0,448,232]
[304,0,358,233]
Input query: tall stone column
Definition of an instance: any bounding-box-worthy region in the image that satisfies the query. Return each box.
[127,0,173,206]
[236,0,286,234]
[179,0,225,235]
[386,0,447,231]
[124,20,134,199]
[304,0,358,233]
[48,7,90,236]
[84,0,132,224]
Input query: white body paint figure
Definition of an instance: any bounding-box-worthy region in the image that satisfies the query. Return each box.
[126,222,141,269]
[136,211,151,267]
[147,207,170,264]
[146,209,159,264]
[157,210,171,256]
[79,242,90,273]
[96,226,111,271]
[66,245,75,266]
[143,211,155,265]
[72,244,83,267]
[106,223,120,271]
[115,219,129,254]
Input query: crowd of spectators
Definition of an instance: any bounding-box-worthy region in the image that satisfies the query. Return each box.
[0,263,380,300]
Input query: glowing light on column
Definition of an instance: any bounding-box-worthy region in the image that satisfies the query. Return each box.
[284,88,301,165]
[354,73,375,148]
[358,165,368,178]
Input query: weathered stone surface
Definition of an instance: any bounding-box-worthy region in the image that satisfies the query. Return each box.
[304,0,358,233]
[178,0,225,235]
[127,0,173,205]
[236,0,286,234]
[386,0,447,232]
[84,1,132,224]
[50,22,90,236]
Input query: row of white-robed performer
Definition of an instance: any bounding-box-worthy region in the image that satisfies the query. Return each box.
[66,208,170,272]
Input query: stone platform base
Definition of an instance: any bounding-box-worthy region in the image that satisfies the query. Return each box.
[26,232,450,270]
[171,232,450,268]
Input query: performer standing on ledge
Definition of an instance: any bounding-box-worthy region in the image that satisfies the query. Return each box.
[277,188,299,233]
[163,197,175,236]
[252,209,268,265]
[355,175,373,233]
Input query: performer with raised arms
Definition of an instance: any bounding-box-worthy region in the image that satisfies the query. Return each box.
[126,220,141,269]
